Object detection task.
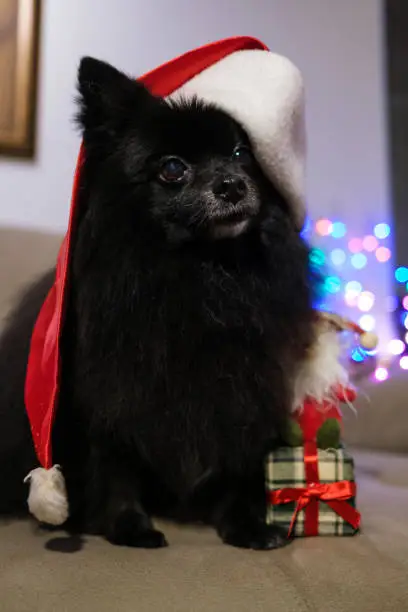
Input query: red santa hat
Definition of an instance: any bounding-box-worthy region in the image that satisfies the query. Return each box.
[23,36,309,525]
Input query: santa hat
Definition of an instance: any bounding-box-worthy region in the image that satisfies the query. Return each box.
[23,36,308,525]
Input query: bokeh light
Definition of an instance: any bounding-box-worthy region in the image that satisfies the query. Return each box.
[374,223,391,240]
[315,219,333,236]
[348,238,363,254]
[402,296,408,311]
[388,339,405,356]
[309,247,326,267]
[351,253,368,269]
[400,356,408,370]
[345,293,358,307]
[374,367,389,382]
[331,222,347,239]
[344,281,362,307]
[359,314,376,332]
[324,276,342,294]
[330,249,346,266]
[351,348,365,363]
[345,281,362,294]
[362,235,378,252]
[357,291,375,312]
[395,267,408,283]
[375,247,391,263]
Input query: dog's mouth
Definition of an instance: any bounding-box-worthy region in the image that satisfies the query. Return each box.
[208,198,260,224]
[207,204,259,239]
[211,208,253,225]
[174,192,261,241]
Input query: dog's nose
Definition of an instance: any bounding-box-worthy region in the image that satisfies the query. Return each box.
[213,176,247,204]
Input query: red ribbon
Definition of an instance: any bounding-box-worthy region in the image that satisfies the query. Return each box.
[270,479,360,537]
[269,432,361,537]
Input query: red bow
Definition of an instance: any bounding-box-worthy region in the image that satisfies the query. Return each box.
[270,480,360,537]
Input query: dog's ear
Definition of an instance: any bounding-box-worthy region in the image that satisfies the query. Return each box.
[76,57,155,139]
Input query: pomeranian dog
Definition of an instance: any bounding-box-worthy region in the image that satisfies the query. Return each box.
[0,57,315,549]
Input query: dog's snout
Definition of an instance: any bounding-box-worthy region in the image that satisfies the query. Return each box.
[212,176,247,204]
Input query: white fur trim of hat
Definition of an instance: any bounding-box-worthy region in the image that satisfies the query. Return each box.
[168,49,306,229]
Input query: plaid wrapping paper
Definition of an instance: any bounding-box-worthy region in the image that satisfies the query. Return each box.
[265,446,359,537]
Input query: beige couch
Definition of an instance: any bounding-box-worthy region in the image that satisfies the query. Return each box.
[1,227,408,612]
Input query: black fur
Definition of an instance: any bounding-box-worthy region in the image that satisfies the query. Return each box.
[0,57,315,549]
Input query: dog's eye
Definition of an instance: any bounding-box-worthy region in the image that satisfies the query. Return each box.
[159,157,188,183]
[232,146,253,165]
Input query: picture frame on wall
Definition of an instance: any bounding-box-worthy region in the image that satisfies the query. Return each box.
[0,0,40,158]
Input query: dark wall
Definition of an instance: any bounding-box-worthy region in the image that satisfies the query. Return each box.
[385,0,408,270]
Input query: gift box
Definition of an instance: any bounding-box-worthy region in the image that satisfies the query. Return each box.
[265,445,360,537]
[265,384,361,537]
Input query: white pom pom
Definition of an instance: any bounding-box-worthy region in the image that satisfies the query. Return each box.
[360,331,378,351]
[24,465,69,526]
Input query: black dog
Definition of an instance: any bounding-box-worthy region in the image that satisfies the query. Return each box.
[0,58,315,549]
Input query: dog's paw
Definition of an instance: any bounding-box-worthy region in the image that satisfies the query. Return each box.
[106,509,168,549]
[111,527,168,549]
[220,522,290,550]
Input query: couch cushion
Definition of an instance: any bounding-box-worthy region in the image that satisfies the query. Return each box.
[344,366,408,454]
[0,227,61,325]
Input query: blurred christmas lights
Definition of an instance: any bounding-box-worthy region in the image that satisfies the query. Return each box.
[357,291,375,312]
[330,249,346,266]
[315,219,333,236]
[374,223,391,239]
[374,367,389,382]
[309,247,326,267]
[388,339,405,356]
[359,314,376,332]
[348,238,363,254]
[331,222,347,238]
[345,293,358,307]
[395,267,408,283]
[324,276,342,294]
[362,235,378,252]
[351,253,367,269]
[310,216,408,379]
[375,247,392,263]
[400,356,408,370]
[345,281,362,294]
